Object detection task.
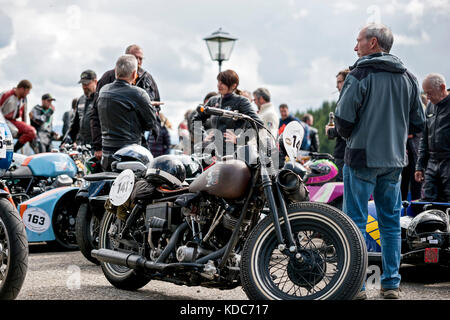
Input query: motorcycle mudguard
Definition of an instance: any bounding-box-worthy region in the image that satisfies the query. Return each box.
[308,182,343,203]
[17,186,79,242]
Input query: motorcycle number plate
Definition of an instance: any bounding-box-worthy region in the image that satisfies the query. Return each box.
[424,248,439,263]
[282,121,305,162]
[109,169,135,206]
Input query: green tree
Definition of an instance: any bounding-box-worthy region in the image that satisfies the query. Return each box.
[295,101,337,155]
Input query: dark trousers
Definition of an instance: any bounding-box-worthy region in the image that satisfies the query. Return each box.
[401,158,422,201]
[335,158,344,182]
[422,158,450,202]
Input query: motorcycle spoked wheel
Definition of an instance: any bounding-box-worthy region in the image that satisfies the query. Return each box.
[98,210,150,291]
[75,203,101,265]
[0,198,28,300]
[241,202,367,300]
[50,195,79,250]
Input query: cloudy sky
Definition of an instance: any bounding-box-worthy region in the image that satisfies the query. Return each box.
[0,0,449,136]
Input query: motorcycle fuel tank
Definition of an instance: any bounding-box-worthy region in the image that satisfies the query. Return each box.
[21,153,78,178]
[189,159,251,200]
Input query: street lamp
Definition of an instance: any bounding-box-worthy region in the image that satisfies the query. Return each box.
[204,28,238,73]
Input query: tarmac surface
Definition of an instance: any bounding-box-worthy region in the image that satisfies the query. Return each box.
[15,243,450,300]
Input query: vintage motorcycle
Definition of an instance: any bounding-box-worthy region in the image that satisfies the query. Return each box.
[92,109,367,300]
[0,115,28,300]
[76,146,205,265]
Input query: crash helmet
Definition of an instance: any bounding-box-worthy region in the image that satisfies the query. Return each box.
[112,144,154,166]
[0,113,13,177]
[406,210,449,249]
[147,155,186,187]
[304,159,338,185]
[177,154,203,180]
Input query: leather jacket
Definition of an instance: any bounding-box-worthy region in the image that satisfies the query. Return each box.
[416,95,450,171]
[64,93,95,145]
[97,79,159,151]
[90,67,160,151]
[192,93,263,156]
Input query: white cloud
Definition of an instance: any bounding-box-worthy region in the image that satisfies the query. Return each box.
[333,1,358,14]
[394,30,430,46]
[292,8,309,20]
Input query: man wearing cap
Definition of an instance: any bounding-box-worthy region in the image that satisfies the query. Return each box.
[0,80,36,152]
[63,70,97,146]
[90,44,161,161]
[30,93,58,152]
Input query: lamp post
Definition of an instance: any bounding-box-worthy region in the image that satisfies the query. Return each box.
[203,28,238,73]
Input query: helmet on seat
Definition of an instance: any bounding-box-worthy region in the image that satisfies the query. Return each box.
[406,210,449,250]
[146,155,187,188]
[177,155,203,180]
[112,144,153,165]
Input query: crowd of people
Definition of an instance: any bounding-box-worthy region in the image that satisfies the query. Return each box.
[0,23,448,300]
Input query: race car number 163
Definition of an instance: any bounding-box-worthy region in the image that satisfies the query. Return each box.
[23,207,51,233]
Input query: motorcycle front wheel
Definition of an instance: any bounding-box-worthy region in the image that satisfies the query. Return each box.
[0,198,28,300]
[98,210,150,291]
[75,203,101,265]
[241,202,367,300]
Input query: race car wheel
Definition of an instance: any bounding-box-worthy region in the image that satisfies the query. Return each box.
[50,193,79,250]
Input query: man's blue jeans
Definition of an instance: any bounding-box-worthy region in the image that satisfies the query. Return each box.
[343,165,403,290]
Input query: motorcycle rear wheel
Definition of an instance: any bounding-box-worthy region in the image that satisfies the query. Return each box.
[241,202,367,300]
[98,210,150,291]
[0,198,28,300]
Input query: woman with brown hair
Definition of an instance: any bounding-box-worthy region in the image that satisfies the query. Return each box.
[192,69,262,157]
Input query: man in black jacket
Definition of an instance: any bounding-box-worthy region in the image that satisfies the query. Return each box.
[415,73,450,201]
[325,69,350,181]
[63,70,97,146]
[97,54,159,171]
[91,44,161,161]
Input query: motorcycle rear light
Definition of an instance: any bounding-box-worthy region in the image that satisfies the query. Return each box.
[424,248,439,263]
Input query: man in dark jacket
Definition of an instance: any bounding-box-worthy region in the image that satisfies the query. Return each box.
[326,69,350,181]
[302,113,319,152]
[278,104,310,150]
[63,70,97,146]
[29,93,57,152]
[91,44,161,161]
[97,54,159,171]
[335,23,425,299]
[415,73,450,202]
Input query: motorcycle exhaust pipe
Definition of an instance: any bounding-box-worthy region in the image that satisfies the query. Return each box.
[91,248,204,272]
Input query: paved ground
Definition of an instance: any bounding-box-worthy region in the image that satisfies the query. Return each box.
[16,244,450,300]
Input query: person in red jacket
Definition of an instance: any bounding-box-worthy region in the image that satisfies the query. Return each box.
[0,80,36,152]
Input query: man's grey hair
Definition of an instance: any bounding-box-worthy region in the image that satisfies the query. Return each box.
[253,88,271,102]
[125,44,142,54]
[424,73,446,89]
[364,23,394,53]
[115,54,138,79]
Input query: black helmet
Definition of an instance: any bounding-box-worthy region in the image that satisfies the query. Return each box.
[148,155,186,185]
[407,210,449,249]
[112,144,153,165]
[177,155,203,180]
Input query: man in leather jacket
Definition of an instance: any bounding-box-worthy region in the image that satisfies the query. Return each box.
[415,74,450,201]
[97,54,159,171]
[63,70,97,146]
[91,44,161,161]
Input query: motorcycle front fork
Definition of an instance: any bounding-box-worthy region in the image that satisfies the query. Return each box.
[262,173,302,260]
